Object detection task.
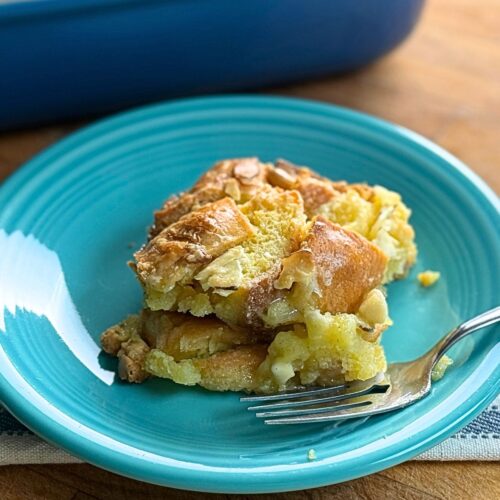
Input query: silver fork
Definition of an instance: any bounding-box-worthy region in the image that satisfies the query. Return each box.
[241,306,500,425]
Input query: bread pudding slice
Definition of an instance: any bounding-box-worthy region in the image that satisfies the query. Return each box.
[101,158,416,393]
[102,299,389,392]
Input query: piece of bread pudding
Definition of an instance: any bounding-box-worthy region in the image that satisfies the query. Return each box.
[101,158,416,393]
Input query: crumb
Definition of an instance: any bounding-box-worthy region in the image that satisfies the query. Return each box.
[307,449,317,461]
[431,355,453,381]
[417,270,440,287]
[127,241,136,249]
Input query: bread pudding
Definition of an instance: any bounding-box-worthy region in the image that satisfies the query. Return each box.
[101,158,416,393]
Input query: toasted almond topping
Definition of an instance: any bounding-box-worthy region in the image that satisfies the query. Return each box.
[233,158,260,181]
[267,166,297,189]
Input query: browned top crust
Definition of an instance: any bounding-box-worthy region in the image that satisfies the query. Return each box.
[151,158,341,236]
[301,216,387,313]
[135,197,254,293]
[151,157,380,239]
[151,158,269,237]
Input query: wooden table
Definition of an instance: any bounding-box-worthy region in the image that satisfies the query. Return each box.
[0,0,498,498]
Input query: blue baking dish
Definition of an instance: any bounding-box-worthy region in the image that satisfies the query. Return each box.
[0,0,424,130]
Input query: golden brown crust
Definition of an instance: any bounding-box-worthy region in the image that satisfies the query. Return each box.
[303,216,388,313]
[151,157,340,238]
[162,316,254,361]
[275,217,388,315]
[193,157,267,192]
[268,159,379,216]
[151,188,224,238]
[295,177,337,215]
[268,159,336,215]
[140,309,188,349]
[135,197,254,293]
[273,158,323,180]
[193,345,268,392]
[151,158,270,237]
[150,158,383,246]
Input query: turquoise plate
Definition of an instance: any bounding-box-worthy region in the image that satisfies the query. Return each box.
[0,96,498,493]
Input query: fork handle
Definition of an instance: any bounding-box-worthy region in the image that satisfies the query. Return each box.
[432,305,500,366]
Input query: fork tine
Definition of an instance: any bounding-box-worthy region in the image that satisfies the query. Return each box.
[255,396,373,418]
[264,393,390,424]
[247,379,387,411]
[240,373,384,404]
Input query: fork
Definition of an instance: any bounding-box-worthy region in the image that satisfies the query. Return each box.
[241,306,500,424]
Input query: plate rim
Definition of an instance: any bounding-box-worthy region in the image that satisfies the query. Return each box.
[0,95,499,493]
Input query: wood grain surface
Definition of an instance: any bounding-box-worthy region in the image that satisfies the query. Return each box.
[0,0,498,498]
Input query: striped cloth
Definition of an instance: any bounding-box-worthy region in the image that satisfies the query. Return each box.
[1,396,498,465]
